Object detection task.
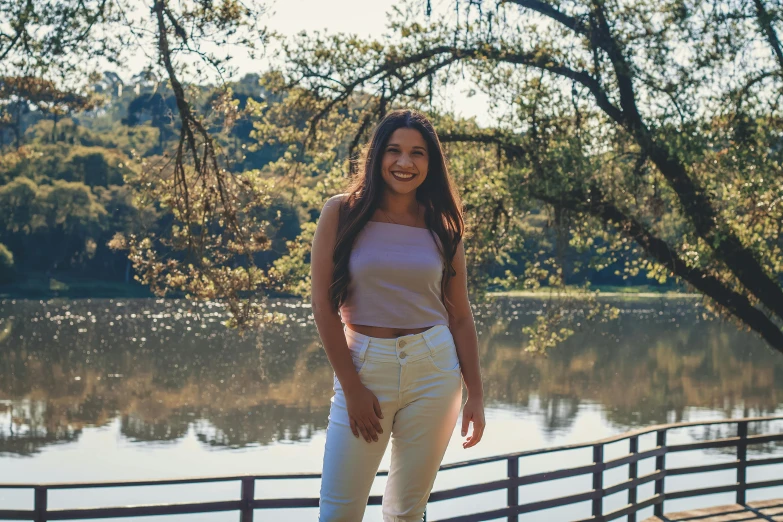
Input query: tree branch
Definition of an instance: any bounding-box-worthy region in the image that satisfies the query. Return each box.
[753,0,783,73]
[500,0,602,50]
[582,0,783,323]
[303,43,623,147]
[440,129,783,353]
[541,187,783,355]
[439,131,529,159]
[586,0,644,130]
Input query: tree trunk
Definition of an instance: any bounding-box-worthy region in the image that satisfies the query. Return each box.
[548,188,783,355]
[14,104,22,149]
[753,0,783,73]
[583,1,783,323]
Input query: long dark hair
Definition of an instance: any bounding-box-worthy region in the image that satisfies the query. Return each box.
[329,109,464,316]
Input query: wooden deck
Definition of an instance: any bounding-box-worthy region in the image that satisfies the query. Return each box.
[643,498,783,521]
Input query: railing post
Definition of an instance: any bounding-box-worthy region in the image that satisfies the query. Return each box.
[653,429,667,517]
[628,436,638,522]
[507,456,519,522]
[592,444,604,520]
[737,420,748,505]
[240,477,255,522]
[34,486,47,522]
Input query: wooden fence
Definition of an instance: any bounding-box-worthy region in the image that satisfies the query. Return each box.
[1,415,781,521]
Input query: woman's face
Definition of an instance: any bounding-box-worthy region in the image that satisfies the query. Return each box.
[380,127,429,196]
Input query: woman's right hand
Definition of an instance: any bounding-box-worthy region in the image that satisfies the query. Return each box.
[310,195,384,443]
[344,383,384,442]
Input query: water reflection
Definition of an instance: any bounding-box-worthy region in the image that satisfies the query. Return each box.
[1,297,781,457]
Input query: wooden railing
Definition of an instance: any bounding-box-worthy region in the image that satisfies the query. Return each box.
[1,415,781,521]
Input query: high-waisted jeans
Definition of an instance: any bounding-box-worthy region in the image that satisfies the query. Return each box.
[319,324,464,521]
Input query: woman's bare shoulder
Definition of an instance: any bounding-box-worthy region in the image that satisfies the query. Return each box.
[318,193,348,227]
[323,193,348,210]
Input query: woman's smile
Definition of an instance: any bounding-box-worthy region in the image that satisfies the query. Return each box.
[391,170,417,182]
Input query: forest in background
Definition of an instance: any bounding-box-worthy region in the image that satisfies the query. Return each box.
[0,72,299,296]
[0,71,671,298]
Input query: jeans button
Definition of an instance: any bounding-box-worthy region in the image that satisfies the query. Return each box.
[399,340,407,348]
[399,351,407,359]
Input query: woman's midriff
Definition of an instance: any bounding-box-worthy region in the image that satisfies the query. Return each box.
[344,323,436,339]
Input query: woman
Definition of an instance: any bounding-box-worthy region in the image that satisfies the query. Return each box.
[310,109,486,521]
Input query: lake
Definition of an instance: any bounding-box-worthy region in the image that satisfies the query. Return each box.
[1,296,782,521]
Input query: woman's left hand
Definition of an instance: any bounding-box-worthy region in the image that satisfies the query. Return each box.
[461,395,486,449]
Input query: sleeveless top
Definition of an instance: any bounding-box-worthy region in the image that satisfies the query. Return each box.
[338,221,449,328]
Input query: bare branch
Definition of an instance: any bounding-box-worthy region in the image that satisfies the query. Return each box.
[500,0,598,47]
[753,0,783,73]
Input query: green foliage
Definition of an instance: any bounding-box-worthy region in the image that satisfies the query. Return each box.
[0,176,40,233]
[0,71,301,296]
[249,0,783,353]
[40,179,108,234]
[0,174,108,271]
[2,143,131,187]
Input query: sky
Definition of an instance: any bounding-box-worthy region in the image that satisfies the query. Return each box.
[267,0,392,38]
[269,0,492,126]
[123,0,494,126]
[258,0,493,125]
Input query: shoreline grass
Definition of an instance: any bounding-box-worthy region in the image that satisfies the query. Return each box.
[488,285,700,299]
[2,275,700,300]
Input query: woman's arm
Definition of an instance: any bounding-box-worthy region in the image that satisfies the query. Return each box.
[310,195,384,443]
[445,240,486,449]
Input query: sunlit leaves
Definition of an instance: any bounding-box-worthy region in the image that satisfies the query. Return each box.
[256,0,783,353]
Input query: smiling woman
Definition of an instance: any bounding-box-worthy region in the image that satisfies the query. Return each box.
[309,109,486,521]
[381,128,430,191]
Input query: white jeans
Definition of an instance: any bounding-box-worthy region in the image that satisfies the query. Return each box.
[319,324,463,521]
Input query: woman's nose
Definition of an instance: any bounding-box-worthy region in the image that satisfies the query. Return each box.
[396,154,413,167]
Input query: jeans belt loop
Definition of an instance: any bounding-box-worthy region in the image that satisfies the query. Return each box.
[358,336,370,362]
[422,328,438,356]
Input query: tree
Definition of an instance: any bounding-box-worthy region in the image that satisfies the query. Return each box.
[256,0,783,354]
[2,0,277,326]
[0,176,109,270]
[123,91,179,153]
[0,76,98,146]
[0,176,40,234]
